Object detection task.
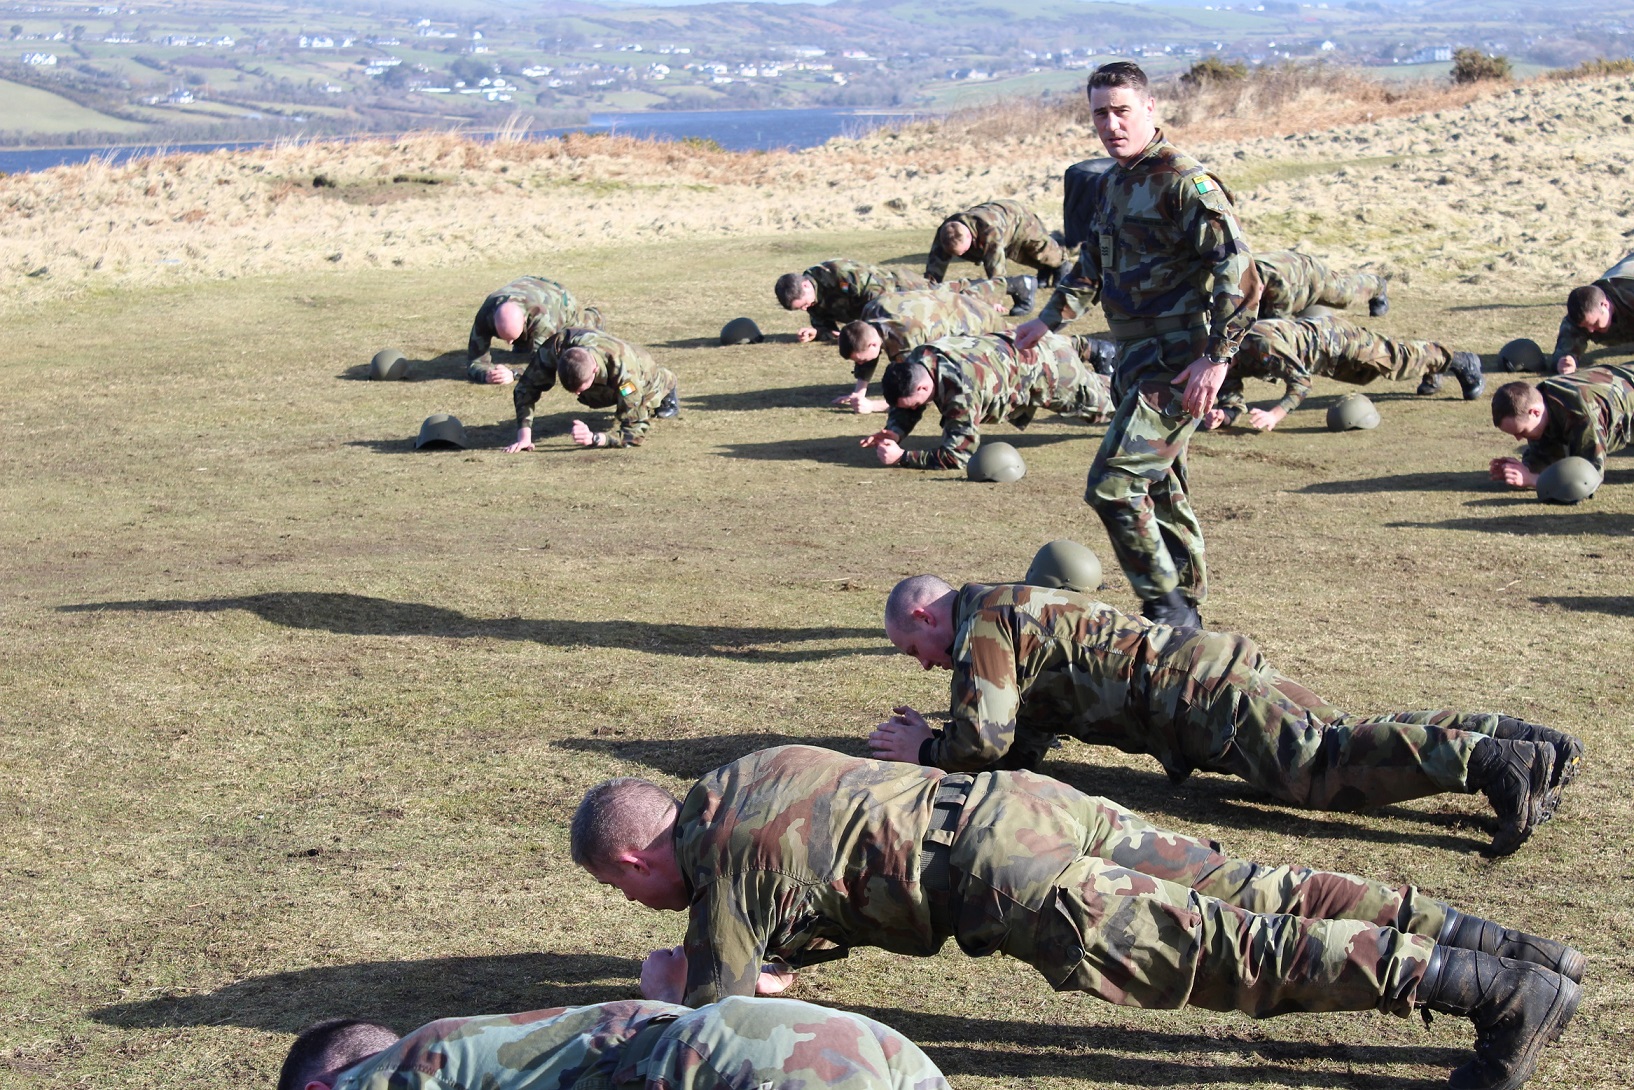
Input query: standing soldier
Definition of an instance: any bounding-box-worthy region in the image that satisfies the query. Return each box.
[467,276,601,386]
[834,284,1012,413]
[1488,364,1634,488]
[870,576,1580,857]
[1254,250,1390,319]
[1551,250,1634,374]
[1203,314,1486,431]
[504,328,678,451]
[925,198,1073,313]
[277,996,952,1090]
[862,332,1115,469]
[574,745,1582,1090]
[1015,62,1261,628]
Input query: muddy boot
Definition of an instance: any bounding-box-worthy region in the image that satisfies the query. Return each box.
[1369,278,1390,316]
[1450,350,1487,400]
[1415,947,1579,1090]
[1466,738,1554,856]
[1436,907,1585,983]
[1489,718,1582,818]
[1006,274,1037,316]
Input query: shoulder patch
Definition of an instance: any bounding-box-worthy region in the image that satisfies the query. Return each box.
[618,380,638,398]
[1193,177,1213,196]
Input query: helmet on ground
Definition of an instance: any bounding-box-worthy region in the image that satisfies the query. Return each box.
[1499,338,1545,373]
[968,441,1025,483]
[1297,304,1336,320]
[1326,393,1380,431]
[415,413,468,449]
[720,317,764,345]
[370,348,407,380]
[1536,456,1600,504]
[1026,539,1103,593]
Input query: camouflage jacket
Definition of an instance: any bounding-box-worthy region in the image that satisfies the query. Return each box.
[1215,316,1327,419]
[468,276,592,378]
[854,287,1009,383]
[1040,131,1260,378]
[1252,250,1328,318]
[1519,363,1634,472]
[925,199,1040,281]
[332,997,950,1090]
[1552,252,1634,362]
[514,328,670,447]
[803,259,923,338]
[886,332,1108,470]
[928,583,1261,781]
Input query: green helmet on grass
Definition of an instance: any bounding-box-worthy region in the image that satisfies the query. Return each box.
[1499,338,1545,373]
[415,413,468,449]
[1536,457,1600,504]
[1326,393,1380,431]
[968,441,1025,483]
[370,348,407,380]
[720,317,764,345]
[1026,539,1103,593]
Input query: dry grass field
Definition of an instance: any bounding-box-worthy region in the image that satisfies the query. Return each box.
[3,73,1634,1090]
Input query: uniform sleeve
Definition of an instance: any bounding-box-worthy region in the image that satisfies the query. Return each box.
[900,391,978,470]
[1039,248,1102,330]
[467,307,493,371]
[1250,343,1312,414]
[853,359,879,384]
[924,228,951,283]
[809,304,841,339]
[512,356,558,429]
[681,873,806,1007]
[603,362,654,448]
[978,224,1005,280]
[925,613,1021,770]
[1181,176,1261,360]
[885,403,924,439]
[1551,316,1588,363]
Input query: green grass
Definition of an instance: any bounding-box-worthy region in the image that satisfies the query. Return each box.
[0,227,1630,1089]
[0,77,151,136]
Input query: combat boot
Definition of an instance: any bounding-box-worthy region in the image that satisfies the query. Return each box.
[656,383,680,419]
[1006,275,1038,316]
[1087,337,1118,376]
[1416,371,1443,396]
[1488,718,1582,819]
[1436,907,1585,983]
[1415,947,1579,1090]
[1466,737,1554,856]
[1449,350,1487,400]
[1140,589,1202,630]
[1047,259,1075,288]
[1369,279,1390,317]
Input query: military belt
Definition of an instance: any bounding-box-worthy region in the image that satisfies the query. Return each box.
[1105,312,1207,342]
[919,774,973,898]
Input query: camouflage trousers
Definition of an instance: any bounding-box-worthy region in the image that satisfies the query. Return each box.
[634,996,949,1090]
[1086,328,1208,605]
[1322,331,1451,385]
[958,771,1441,1015]
[1259,253,1387,317]
[1008,228,1071,276]
[960,277,1015,311]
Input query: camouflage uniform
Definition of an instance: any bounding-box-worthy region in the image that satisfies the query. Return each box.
[886,332,1115,470]
[514,328,677,448]
[1552,251,1634,364]
[851,283,1011,386]
[1515,363,1634,473]
[676,745,1440,1018]
[468,276,600,383]
[1215,315,1455,425]
[1039,130,1260,608]
[331,996,950,1090]
[1253,250,1387,318]
[923,583,1512,813]
[798,259,933,340]
[925,199,1069,282]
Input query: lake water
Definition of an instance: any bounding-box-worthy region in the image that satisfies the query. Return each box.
[0,107,923,174]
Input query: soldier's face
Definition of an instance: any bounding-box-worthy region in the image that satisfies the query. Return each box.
[1090,85,1157,164]
[886,614,954,671]
[1579,298,1613,333]
[1497,407,1546,441]
[945,224,973,256]
[849,331,882,364]
[791,281,816,311]
[590,859,689,912]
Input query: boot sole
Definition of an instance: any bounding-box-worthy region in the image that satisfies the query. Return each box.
[1539,740,1583,824]
[1449,975,1581,1090]
[1485,742,1554,857]
[1555,947,1586,985]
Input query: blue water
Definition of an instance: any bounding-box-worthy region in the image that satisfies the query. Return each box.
[0,107,921,174]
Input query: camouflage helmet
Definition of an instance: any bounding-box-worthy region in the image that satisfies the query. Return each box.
[1499,337,1545,373]
[1326,393,1380,431]
[720,317,764,345]
[1026,538,1103,593]
[415,412,468,450]
[968,441,1025,483]
[1297,304,1336,321]
[370,348,407,380]
[1535,456,1600,504]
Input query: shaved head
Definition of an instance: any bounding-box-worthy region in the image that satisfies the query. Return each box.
[571,777,680,871]
[938,220,973,256]
[558,346,600,392]
[493,300,527,343]
[278,1019,399,1090]
[885,575,954,632]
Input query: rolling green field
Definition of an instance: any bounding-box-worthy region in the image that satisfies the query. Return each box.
[1,227,1631,1088]
[0,77,150,135]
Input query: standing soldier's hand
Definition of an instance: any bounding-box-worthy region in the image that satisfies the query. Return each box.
[1175,355,1228,420]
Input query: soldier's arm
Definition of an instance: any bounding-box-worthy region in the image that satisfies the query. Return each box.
[1551,316,1588,367]
[924,235,951,283]
[681,876,793,1007]
[1038,249,1102,330]
[1184,177,1261,362]
[884,403,923,439]
[602,365,655,448]
[925,616,1022,770]
[900,398,978,470]
[512,359,554,430]
[980,226,1005,280]
[467,311,496,380]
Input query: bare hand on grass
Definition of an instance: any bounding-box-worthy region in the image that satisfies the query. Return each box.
[1489,456,1537,487]
[504,427,534,453]
[869,706,933,761]
[797,327,818,343]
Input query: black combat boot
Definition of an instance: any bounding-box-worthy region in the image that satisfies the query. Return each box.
[1086,337,1118,376]
[1436,907,1585,983]
[1006,275,1038,316]
[1466,737,1555,856]
[657,383,680,418]
[1449,350,1487,400]
[1048,259,1074,288]
[1140,589,1202,630]
[1415,946,1579,1090]
[1488,718,1582,820]
[1369,279,1390,316]
[1416,371,1443,395]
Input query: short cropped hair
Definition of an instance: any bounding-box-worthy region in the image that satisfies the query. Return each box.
[570,777,680,871]
[885,575,954,632]
[774,272,809,309]
[1088,61,1149,95]
[278,1018,399,1090]
[936,220,969,251]
[557,346,600,390]
[1491,381,1544,427]
[882,359,931,405]
[837,320,875,359]
[1566,284,1605,326]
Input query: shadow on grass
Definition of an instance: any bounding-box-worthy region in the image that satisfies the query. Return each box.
[1043,757,1494,854]
[557,733,870,779]
[717,429,1087,464]
[338,351,498,383]
[1294,471,1486,495]
[688,383,844,412]
[344,413,586,454]
[877,253,931,267]
[90,951,643,1033]
[1386,513,1634,536]
[653,333,804,349]
[57,593,886,662]
[1533,595,1634,617]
